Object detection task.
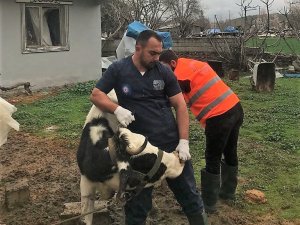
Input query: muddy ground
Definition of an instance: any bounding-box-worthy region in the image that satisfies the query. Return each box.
[0,90,299,225]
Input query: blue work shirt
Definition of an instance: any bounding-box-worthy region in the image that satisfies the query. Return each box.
[95,56,181,151]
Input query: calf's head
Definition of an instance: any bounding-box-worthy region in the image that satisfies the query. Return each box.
[116,128,148,155]
[109,127,184,201]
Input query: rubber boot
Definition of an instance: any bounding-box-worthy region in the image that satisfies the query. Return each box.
[187,211,210,225]
[200,169,220,213]
[219,160,238,200]
[125,220,145,225]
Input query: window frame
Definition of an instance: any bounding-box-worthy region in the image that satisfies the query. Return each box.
[20,2,71,54]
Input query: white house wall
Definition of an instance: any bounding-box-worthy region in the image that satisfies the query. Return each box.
[0,0,102,88]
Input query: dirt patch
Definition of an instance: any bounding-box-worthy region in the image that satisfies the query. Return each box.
[1,86,63,105]
[0,90,299,225]
[0,131,79,225]
[1,131,299,225]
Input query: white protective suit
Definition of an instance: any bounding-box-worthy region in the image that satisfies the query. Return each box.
[0,97,20,147]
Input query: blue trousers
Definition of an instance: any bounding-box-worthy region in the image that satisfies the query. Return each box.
[124,159,204,225]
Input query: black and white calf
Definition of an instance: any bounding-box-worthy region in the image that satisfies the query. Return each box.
[83,90,119,132]
[77,91,184,225]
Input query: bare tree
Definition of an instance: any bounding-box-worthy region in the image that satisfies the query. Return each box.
[101,0,170,39]
[124,0,170,29]
[101,0,206,38]
[206,0,260,70]
[101,1,131,39]
[281,1,300,34]
[259,0,275,32]
[195,14,210,32]
[236,0,258,34]
[164,0,203,37]
[279,1,300,61]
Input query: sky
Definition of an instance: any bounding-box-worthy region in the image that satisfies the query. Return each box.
[202,0,288,22]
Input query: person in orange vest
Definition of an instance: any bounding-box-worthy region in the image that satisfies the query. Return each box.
[159,50,244,213]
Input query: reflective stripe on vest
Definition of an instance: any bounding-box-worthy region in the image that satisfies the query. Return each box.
[196,89,233,121]
[187,76,221,107]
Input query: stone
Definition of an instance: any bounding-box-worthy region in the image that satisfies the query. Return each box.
[245,189,267,204]
[59,201,112,225]
[5,178,30,209]
[0,186,5,211]
[0,188,5,225]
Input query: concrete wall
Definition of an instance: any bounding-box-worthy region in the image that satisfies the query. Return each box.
[0,0,102,88]
[102,37,237,57]
[173,38,216,53]
[102,37,296,70]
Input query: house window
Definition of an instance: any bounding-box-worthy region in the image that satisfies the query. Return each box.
[21,3,70,53]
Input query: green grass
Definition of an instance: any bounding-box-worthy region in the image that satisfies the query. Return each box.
[190,77,300,220]
[247,37,300,55]
[14,81,96,141]
[235,77,300,220]
[13,77,300,220]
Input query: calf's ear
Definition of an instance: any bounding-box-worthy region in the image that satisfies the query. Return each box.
[178,80,191,93]
[103,127,114,139]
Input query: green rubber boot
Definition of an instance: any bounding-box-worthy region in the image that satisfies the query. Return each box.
[219,160,238,200]
[200,169,220,213]
[187,211,210,225]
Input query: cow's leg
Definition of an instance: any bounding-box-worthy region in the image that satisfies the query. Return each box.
[116,162,130,202]
[97,183,115,200]
[80,175,96,225]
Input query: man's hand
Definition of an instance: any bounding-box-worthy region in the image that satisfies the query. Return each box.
[176,139,191,161]
[114,106,135,127]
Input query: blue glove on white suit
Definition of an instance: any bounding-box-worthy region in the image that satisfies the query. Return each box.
[176,139,191,161]
[114,106,135,127]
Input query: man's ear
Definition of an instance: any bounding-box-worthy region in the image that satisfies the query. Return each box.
[170,60,177,70]
[135,44,142,52]
[178,80,191,93]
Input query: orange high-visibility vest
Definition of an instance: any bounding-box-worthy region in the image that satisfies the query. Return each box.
[174,58,240,127]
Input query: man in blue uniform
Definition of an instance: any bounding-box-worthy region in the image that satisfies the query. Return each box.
[90,30,208,225]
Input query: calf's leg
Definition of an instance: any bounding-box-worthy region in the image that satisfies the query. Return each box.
[80,175,96,225]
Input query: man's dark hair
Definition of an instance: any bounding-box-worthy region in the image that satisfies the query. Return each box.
[136,30,162,47]
[159,49,178,64]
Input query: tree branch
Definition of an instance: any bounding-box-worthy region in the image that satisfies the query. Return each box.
[0,82,32,95]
